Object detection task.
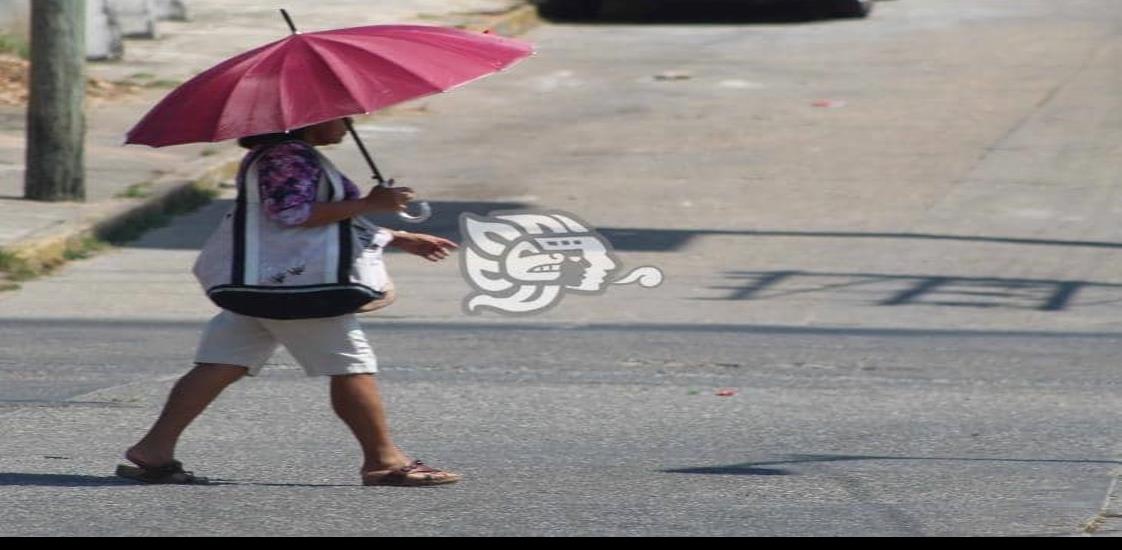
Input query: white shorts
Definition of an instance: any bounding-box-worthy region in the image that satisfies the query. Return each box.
[194,310,378,377]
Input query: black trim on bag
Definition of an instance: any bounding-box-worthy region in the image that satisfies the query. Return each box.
[338,220,354,285]
[323,168,355,286]
[208,284,384,320]
[233,190,247,286]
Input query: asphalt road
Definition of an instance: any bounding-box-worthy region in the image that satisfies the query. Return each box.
[2,0,1121,536]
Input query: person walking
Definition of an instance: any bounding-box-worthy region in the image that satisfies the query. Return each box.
[119,118,462,487]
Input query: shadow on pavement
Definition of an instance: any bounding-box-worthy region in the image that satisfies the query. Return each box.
[0,473,143,487]
[121,194,1122,256]
[664,465,793,476]
[704,270,1122,313]
[5,317,1122,340]
[666,453,1122,477]
[121,200,533,251]
[364,200,533,243]
[0,472,321,488]
[596,227,1122,253]
[206,481,357,489]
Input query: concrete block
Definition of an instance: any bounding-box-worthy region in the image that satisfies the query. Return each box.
[153,0,187,21]
[107,0,158,39]
[87,0,124,61]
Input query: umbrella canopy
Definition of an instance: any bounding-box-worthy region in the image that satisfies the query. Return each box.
[126,24,534,147]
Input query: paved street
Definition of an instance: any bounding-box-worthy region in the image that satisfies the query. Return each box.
[2,0,1122,536]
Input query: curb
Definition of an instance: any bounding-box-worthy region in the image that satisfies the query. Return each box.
[0,2,541,285]
[0,153,240,280]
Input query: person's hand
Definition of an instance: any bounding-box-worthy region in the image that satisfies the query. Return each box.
[364,185,415,213]
[391,232,459,262]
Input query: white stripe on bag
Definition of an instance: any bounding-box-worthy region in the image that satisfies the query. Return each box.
[319,153,347,285]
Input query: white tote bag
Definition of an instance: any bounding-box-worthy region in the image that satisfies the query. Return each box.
[193,143,392,320]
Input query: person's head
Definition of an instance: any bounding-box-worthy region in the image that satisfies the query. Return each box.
[237,118,350,149]
[303,118,349,146]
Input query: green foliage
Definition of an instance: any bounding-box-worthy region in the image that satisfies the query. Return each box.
[0,33,30,60]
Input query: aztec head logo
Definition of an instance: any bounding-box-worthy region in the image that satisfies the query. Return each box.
[460,210,664,316]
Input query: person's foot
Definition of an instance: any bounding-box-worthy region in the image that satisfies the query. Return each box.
[125,445,175,469]
[362,460,462,487]
[116,461,209,485]
[118,445,208,485]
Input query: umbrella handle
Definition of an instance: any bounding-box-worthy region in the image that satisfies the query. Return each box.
[344,117,433,224]
[399,201,433,224]
[380,178,433,224]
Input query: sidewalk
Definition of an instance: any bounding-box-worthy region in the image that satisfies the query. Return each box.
[0,0,534,280]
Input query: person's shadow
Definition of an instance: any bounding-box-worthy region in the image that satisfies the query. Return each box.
[0,472,355,488]
[0,473,140,487]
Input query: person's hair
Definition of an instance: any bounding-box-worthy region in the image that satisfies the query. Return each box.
[237,127,310,149]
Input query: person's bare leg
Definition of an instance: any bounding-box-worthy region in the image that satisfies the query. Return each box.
[331,374,462,485]
[126,364,248,467]
[330,374,410,472]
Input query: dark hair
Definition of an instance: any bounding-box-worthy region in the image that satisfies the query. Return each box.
[237,128,309,149]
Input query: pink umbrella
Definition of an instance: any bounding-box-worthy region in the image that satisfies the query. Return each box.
[127,11,534,221]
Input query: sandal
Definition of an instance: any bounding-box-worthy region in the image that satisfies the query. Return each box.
[363,460,462,487]
[116,460,210,485]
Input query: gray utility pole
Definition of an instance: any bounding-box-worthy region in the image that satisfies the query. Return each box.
[25,0,87,202]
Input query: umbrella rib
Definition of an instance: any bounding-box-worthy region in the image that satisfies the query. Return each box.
[320,32,531,88]
[128,38,292,145]
[277,42,301,132]
[325,25,529,55]
[211,38,295,142]
[335,29,529,67]
[378,30,520,61]
[310,34,449,93]
[302,40,376,115]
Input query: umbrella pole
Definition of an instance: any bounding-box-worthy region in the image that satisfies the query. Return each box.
[279,10,387,185]
[279,10,431,223]
[345,102,434,224]
[343,117,387,185]
[280,9,298,34]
